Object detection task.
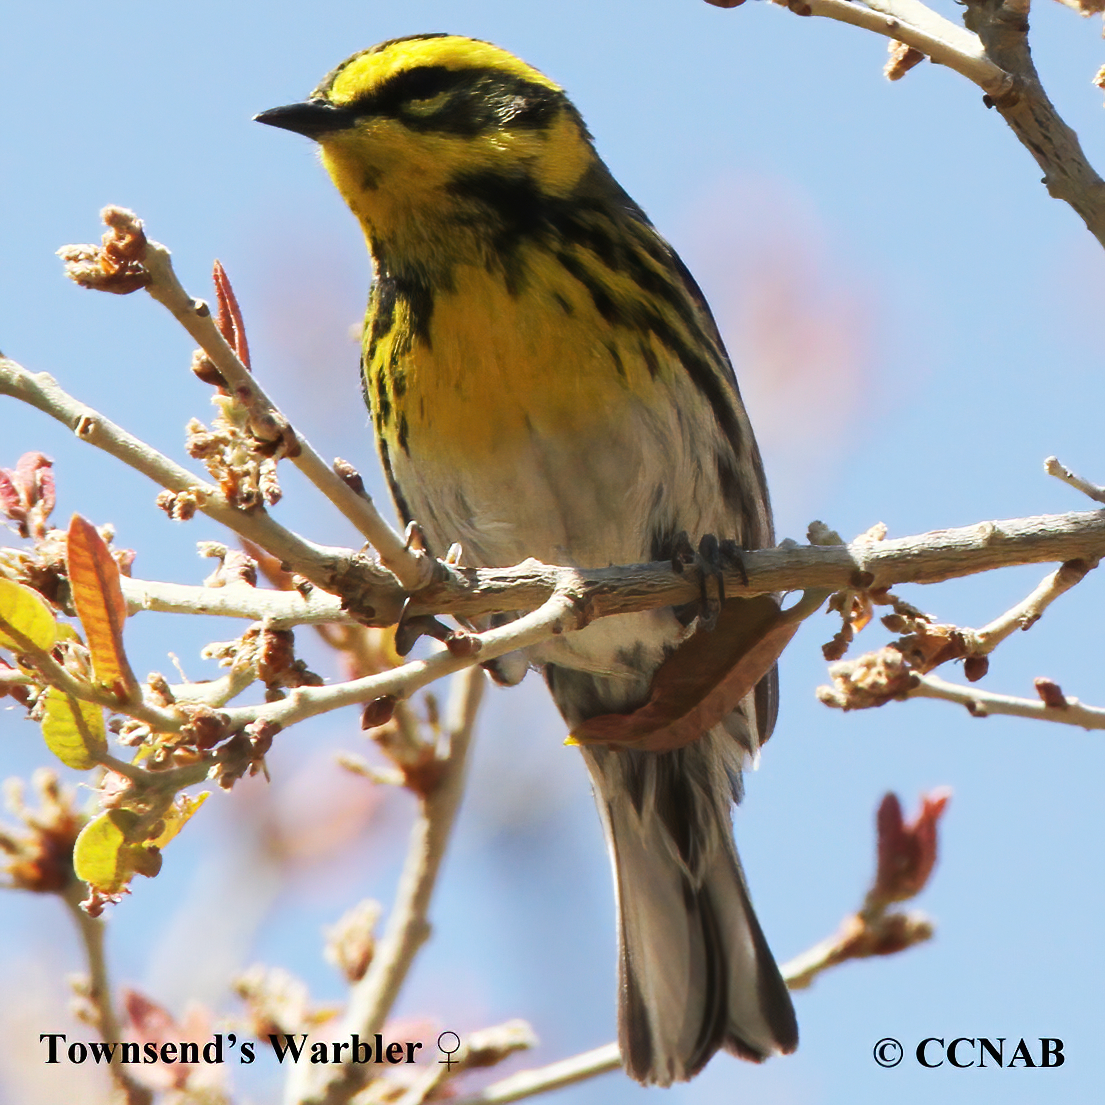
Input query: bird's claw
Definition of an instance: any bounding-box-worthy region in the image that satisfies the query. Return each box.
[670,530,743,632]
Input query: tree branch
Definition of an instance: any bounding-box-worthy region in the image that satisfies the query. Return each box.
[963,0,1105,247]
[965,557,1091,654]
[289,664,485,1105]
[1046,455,1105,506]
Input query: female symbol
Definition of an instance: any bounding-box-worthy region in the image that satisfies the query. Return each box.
[437,1032,461,1068]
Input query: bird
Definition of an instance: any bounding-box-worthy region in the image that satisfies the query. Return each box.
[256,33,797,1085]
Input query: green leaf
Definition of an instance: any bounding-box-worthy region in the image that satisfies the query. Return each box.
[41,687,107,769]
[0,578,57,653]
[73,809,139,894]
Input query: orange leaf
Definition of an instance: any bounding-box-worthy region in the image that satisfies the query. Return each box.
[572,595,802,752]
[67,514,138,700]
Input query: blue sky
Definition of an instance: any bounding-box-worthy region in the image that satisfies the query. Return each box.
[2,2,1104,1103]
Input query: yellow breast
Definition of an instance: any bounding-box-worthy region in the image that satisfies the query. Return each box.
[365,249,669,466]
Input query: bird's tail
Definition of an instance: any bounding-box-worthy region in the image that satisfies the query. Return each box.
[580,735,798,1086]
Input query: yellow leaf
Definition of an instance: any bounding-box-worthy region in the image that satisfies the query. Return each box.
[73,809,139,894]
[67,514,137,700]
[41,687,108,769]
[0,578,57,653]
[149,792,209,848]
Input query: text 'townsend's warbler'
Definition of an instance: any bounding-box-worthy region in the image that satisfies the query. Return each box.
[257,34,797,1086]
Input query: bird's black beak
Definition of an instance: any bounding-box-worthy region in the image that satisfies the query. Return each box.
[254,100,354,140]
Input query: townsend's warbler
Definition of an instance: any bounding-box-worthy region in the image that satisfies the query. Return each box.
[257,34,797,1086]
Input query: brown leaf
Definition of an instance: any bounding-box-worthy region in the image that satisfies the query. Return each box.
[213,260,251,369]
[572,595,799,752]
[66,514,138,700]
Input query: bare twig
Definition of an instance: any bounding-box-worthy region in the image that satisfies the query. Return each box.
[1045,455,1105,505]
[0,617,181,733]
[393,1020,537,1105]
[780,910,934,990]
[119,576,349,626]
[800,0,1012,94]
[448,1044,623,1105]
[966,558,1095,654]
[910,672,1105,727]
[0,357,381,605]
[221,593,577,739]
[290,664,485,1105]
[61,881,153,1105]
[820,554,1096,709]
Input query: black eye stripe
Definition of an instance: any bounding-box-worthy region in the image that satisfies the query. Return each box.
[341,64,567,136]
[380,65,462,111]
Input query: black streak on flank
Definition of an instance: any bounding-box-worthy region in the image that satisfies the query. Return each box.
[378,437,413,524]
[397,412,411,455]
[375,371,392,427]
[359,361,373,420]
[555,249,618,322]
[715,452,745,521]
[400,276,437,348]
[373,270,438,352]
[607,343,627,381]
[718,446,770,550]
[366,279,396,363]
